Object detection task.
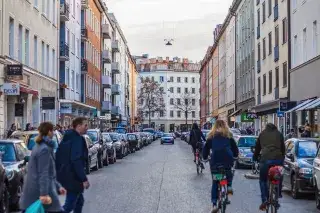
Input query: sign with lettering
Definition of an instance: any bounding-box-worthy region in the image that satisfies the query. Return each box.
[3,83,20,95]
[60,103,72,114]
[7,64,23,78]
[41,97,55,110]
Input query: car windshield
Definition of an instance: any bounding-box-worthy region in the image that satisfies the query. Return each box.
[109,133,119,141]
[230,129,241,135]
[87,131,98,142]
[143,129,155,134]
[102,134,112,142]
[163,133,172,137]
[0,143,16,162]
[297,141,317,158]
[237,137,257,147]
[127,134,136,140]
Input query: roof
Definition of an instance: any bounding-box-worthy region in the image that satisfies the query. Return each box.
[237,135,258,138]
[11,130,38,135]
[287,138,320,142]
[0,139,24,143]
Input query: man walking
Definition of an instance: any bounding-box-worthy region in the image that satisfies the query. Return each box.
[56,117,90,213]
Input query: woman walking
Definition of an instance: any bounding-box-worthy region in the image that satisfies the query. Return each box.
[20,122,66,213]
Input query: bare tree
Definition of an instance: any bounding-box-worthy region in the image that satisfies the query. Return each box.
[172,92,198,130]
[137,77,166,127]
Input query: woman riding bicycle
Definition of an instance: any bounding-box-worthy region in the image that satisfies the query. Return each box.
[203,120,238,213]
[189,123,206,166]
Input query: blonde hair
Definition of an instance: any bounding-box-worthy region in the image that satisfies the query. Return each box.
[207,120,230,139]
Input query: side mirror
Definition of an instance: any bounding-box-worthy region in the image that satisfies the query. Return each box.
[24,155,30,163]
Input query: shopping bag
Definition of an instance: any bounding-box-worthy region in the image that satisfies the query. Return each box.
[25,200,45,213]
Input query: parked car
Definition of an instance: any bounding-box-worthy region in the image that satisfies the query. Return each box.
[284,138,318,199]
[145,133,153,145]
[234,136,257,168]
[0,139,30,210]
[109,133,126,159]
[0,160,9,213]
[139,132,148,146]
[9,130,62,152]
[134,133,143,150]
[87,129,109,167]
[126,133,139,152]
[119,134,130,155]
[102,133,117,164]
[83,135,99,174]
[230,128,241,140]
[156,131,164,138]
[143,128,156,141]
[161,133,174,145]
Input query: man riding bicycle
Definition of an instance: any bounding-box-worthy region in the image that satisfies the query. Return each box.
[253,123,285,211]
[189,123,206,168]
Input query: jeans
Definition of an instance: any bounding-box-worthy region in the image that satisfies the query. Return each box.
[63,192,84,213]
[259,159,283,203]
[211,168,233,205]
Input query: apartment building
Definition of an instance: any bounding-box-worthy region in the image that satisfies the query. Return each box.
[254,0,289,132]
[218,23,227,122]
[200,49,211,127]
[0,0,59,134]
[128,52,138,129]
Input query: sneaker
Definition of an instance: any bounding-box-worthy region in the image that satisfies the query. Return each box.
[211,205,219,213]
[259,202,267,211]
[227,186,233,195]
[225,198,231,205]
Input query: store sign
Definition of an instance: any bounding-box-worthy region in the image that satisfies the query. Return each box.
[7,64,23,80]
[42,97,55,110]
[60,103,72,114]
[279,101,288,111]
[277,110,285,117]
[3,83,20,95]
[241,112,257,122]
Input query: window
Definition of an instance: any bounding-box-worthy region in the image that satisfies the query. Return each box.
[185,77,188,83]
[275,25,279,46]
[262,38,266,59]
[9,18,14,58]
[177,87,181,93]
[177,77,181,83]
[47,0,50,18]
[268,0,272,16]
[275,67,279,88]
[257,43,261,60]
[184,99,188,105]
[72,34,75,54]
[268,32,272,54]
[18,25,23,62]
[25,29,29,66]
[159,87,164,92]
[46,45,49,76]
[53,0,56,24]
[170,111,174,117]
[170,76,173,82]
[192,111,195,118]
[66,68,70,86]
[292,0,297,11]
[177,98,181,105]
[76,73,80,91]
[268,71,272,93]
[313,21,318,57]
[42,0,45,13]
[257,9,260,26]
[192,99,195,106]
[303,28,307,61]
[169,87,173,93]
[184,88,188,93]
[192,77,195,83]
[262,1,266,23]
[283,62,287,87]
[258,77,261,95]
[34,36,38,69]
[34,0,38,7]
[263,74,266,95]
[52,49,55,78]
[41,41,45,73]
[71,71,74,89]
[192,88,195,94]
[151,76,154,81]
[160,76,164,82]
[170,98,174,105]
[282,18,288,44]
[294,35,298,66]
[160,111,164,117]
[177,111,181,118]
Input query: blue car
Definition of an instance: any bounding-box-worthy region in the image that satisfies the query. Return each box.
[235,135,257,168]
[161,133,174,145]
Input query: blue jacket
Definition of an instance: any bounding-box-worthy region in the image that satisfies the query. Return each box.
[55,129,88,193]
[203,133,239,170]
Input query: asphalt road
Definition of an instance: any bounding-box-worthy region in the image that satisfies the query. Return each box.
[15,139,318,213]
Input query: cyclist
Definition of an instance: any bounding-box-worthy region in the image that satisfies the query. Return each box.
[203,120,238,213]
[253,123,285,211]
[189,123,206,167]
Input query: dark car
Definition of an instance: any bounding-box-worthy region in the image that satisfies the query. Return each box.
[0,140,29,210]
[119,134,130,156]
[142,128,156,141]
[283,138,318,199]
[102,133,117,164]
[87,129,109,167]
[0,160,9,213]
[126,133,138,152]
[161,133,174,145]
[83,135,99,174]
[235,136,257,168]
[108,133,126,159]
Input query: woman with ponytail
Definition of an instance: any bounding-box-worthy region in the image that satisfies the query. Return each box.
[20,122,66,213]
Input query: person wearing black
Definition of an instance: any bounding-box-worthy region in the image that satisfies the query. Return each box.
[189,123,206,164]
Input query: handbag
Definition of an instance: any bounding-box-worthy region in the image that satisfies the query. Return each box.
[25,200,45,213]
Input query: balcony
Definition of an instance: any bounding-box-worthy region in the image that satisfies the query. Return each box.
[257,60,261,73]
[60,2,70,22]
[112,40,120,52]
[112,62,120,73]
[274,87,279,100]
[59,42,69,61]
[111,106,120,115]
[274,4,279,21]
[102,75,111,88]
[102,24,111,39]
[111,84,121,95]
[257,26,260,39]
[81,0,88,9]
[101,101,112,112]
[102,49,111,63]
[81,28,88,41]
[257,95,261,105]
[274,46,279,62]
[81,58,88,74]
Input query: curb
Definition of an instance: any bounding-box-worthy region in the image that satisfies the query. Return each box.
[244,173,259,179]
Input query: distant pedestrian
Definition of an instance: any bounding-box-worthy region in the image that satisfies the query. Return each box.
[25,123,32,131]
[56,117,89,213]
[20,122,66,213]
[6,123,16,138]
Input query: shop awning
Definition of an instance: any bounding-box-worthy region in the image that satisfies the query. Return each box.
[228,109,242,117]
[303,98,320,110]
[20,86,39,97]
[59,99,96,110]
[285,98,315,113]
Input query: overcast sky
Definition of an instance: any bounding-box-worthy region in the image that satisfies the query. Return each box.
[107,0,233,62]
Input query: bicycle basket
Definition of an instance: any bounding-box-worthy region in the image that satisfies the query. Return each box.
[212,173,226,181]
[268,166,283,181]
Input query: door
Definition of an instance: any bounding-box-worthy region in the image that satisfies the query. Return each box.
[283,140,295,186]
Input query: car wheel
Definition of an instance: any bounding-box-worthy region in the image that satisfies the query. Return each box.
[85,159,91,175]
[235,161,240,169]
[119,147,124,159]
[103,152,109,166]
[11,184,22,211]
[93,157,99,171]
[291,175,300,199]
[0,183,9,213]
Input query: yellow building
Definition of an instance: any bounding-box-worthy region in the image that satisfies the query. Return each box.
[127,51,138,129]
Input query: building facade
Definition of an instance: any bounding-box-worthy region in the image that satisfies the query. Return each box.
[200,49,211,126]
[254,0,289,132]
[128,52,138,129]
[0,0,59,134]
[212,45,219,119]
[218,26,227,122]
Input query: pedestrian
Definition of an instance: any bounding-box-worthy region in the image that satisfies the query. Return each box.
[25,123,32,131]
[6,123,16,138]
[20,122,66,213]
[56,117,89,213]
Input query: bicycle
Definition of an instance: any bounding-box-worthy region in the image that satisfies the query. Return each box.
[195,145,203,175]
[252,156,260,175]
[212,166,231,213]
[265,165,283,213]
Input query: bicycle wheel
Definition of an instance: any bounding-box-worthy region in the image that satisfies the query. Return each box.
[220,187,227,213]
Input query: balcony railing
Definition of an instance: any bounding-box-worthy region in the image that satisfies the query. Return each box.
[274,4,279,21]
[274,46,279,62]
[102,50,111,63]
[101,101,112,111]
[111,106,120,115]
[274,87,279,100]
[102,24,111,39]
[257,94,261,105]
[60,2,70,22]
[111,84,121,95]
[81,28,88,40]
[111,62,120,73]
[60,42,69,61]
[81,58,88,73]
[257,60,261,73]
[102,76,111,88]
[81,0,88,9]
[257,26,260,39]
[112,40,119,52]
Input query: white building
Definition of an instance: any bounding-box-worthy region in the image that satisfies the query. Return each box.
[138,70,201,132]
[254,0,289,132]
[0,0,59,134]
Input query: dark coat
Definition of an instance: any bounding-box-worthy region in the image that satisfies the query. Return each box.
[55,130,88,193]
[189,129,206,147]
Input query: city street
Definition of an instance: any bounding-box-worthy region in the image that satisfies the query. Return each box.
[53,139,317,213]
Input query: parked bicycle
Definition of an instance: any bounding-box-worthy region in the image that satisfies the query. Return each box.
[212,166,231,213]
